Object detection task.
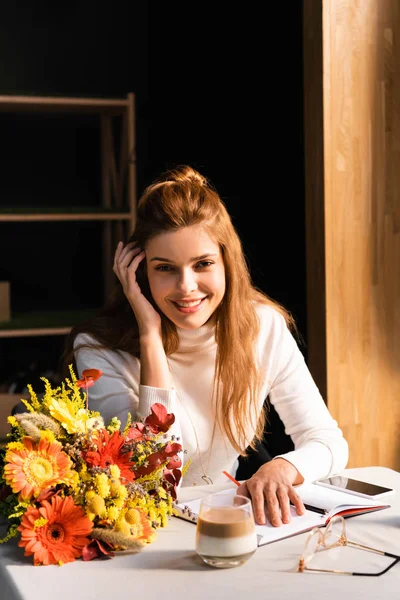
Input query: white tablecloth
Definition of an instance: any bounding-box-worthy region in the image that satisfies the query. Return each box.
[1,466,399,600]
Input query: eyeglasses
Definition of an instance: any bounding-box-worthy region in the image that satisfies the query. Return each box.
[298,515,400,576]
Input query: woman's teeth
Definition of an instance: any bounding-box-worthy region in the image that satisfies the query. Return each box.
[176,299,203,307]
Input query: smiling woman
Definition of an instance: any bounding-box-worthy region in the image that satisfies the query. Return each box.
[145,226,225,329]
[61,165,348,529]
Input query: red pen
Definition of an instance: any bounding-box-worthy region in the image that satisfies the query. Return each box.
[222,470,240,486]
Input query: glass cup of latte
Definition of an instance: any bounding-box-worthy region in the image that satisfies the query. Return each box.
[195,491,258,568]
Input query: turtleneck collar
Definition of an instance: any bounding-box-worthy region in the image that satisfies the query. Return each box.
[176,319,216,353]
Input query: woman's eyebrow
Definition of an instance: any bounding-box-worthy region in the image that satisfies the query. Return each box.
[149,253,218,263]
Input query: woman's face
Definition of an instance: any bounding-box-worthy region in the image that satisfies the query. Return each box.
[145,225,226,330]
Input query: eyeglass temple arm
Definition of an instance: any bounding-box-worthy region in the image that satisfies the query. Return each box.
[352,556,400,577]
[348,540,400,575]
[348,540,400,560]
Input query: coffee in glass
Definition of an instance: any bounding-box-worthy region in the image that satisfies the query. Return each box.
[195,492,258,568]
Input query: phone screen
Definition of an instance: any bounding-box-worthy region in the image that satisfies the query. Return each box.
[318,476,393,496]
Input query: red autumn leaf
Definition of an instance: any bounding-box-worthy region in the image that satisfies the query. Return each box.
[163,468,182,500]
[133,449,167,478]
[163,442,183,469]
[133,442,182,478]
[145,403,175,433]
[35,488,59,503]
[82,369,102,381]
[125,423,147,442]
[166,453,182,470]
[82,538,115,561]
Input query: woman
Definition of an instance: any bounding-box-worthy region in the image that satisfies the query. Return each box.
[63,165,348,527]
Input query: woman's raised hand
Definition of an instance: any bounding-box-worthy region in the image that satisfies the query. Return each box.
[236,458,305,527]
[113,241,161,338]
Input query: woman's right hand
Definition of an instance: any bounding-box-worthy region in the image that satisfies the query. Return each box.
[113,241,162,338]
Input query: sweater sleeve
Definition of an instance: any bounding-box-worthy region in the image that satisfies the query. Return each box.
[265,313,349,482]
[73,334,181,444]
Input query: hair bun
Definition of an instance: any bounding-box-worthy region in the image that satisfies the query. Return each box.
[163,165,208,187]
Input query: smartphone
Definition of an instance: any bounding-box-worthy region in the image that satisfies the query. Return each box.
[314,475,394,499]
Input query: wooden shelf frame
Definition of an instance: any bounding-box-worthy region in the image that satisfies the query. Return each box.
[0,94,130,114]
[0,93,137,404]
[0,92,137,300]
[0,309,98,338]
[0,211,132,222]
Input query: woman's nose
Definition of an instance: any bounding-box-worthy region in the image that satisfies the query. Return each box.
[177,270,198,293]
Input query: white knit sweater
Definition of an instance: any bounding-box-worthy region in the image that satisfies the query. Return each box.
[74,304,348,487]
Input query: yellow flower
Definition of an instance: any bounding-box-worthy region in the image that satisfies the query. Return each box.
[69,470,80,489]
[107,505,120,522]
[79,464,92,483]
[114,519,131,536]
[94,473,110,498]
[5,441,25,452]
[157,486,167,499]
[109,478,122,497]
[109,465,121,479]
[116,485,128,500]
[39,429,56,443]
[107,417,121,433]
[114,497,125,509]
[86,494,106,517]
[7,416,19,429]
[47,397,89,434]
[118,508,156,543]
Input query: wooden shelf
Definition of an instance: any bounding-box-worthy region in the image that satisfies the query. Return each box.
[0,208,132,222]
[0,94,129,115]
[0,309,97,338]
[0,92,136,398]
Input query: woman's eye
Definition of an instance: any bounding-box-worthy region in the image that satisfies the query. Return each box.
[196,261,214,269]
[155,265,174,272]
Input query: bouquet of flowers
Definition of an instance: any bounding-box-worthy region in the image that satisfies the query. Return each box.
[0,366,182,566]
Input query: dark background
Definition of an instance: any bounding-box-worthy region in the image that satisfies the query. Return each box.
[0,2,306,389]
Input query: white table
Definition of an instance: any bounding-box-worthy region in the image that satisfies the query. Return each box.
[1,466,399,600]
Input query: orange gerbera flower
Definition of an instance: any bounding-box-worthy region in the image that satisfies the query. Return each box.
[3,437,74,501]
[84,429,134,482]
[18,495,93,565]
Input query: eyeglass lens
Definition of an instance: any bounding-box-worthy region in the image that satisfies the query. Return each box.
[324,517,345,547]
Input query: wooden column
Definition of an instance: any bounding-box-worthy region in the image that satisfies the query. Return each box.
[304,0,400,470]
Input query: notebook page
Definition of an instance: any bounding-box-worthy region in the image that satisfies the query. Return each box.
[296,483,385,512]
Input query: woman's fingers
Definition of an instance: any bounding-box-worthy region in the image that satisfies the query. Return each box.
[114,242,140,268]
[236,482,250,498]
[118,242,139,265]
[244,481,304,527]
[288,488,305,516]
[113,241,124,269]
[113,242,144,283]
[244,481,269,525]
[249,485,293,527]
[264,490,282,527]
[276,488,292,524]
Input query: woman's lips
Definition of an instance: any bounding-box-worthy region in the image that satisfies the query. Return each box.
[171,297,207,314]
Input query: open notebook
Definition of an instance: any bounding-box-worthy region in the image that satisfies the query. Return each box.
[175,482,392,546]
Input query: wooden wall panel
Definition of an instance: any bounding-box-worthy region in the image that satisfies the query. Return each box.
[304,0,400,469]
